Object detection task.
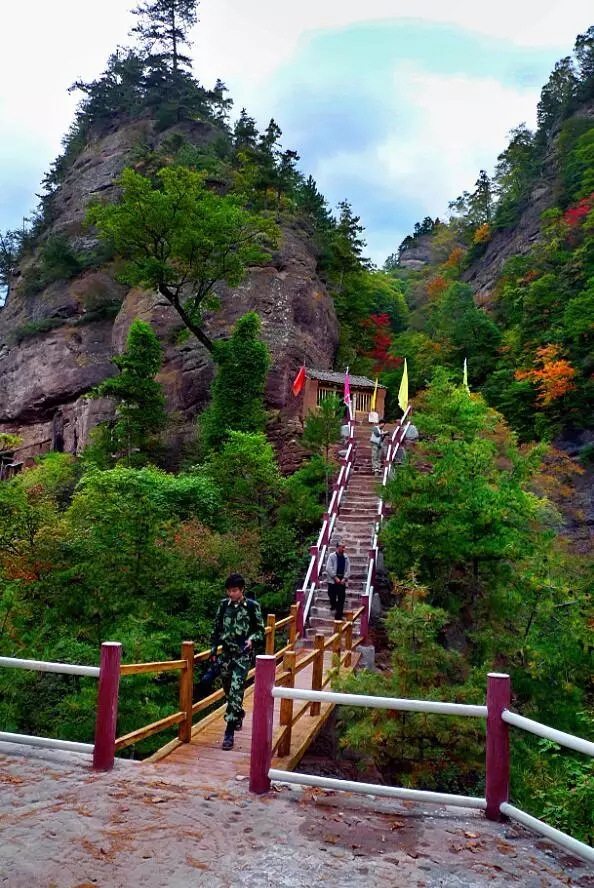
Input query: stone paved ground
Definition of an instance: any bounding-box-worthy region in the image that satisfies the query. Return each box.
[1,742,592,888]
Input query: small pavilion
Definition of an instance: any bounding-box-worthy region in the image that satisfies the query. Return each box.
[300,369,386,421]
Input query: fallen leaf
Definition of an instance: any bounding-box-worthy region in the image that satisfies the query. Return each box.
[390,821,405,830]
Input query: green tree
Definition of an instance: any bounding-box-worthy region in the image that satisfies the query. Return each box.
[381,373,549,609]
[88,319,167,466]
[87,166,278,352]
[437,282,501,383]
[200,312,270,451]
[301,393,343,503]
[131,0,198,74]
[493,124,538,228]
[204,431,282,527]
[536,57,578,140]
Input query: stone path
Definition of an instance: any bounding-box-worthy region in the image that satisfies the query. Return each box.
[1,743,591,887]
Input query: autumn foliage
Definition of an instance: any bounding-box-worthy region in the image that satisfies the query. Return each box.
[426,275,448,300]
[515,345,577,405]
[362,313,403,373]
[562,191,594,227]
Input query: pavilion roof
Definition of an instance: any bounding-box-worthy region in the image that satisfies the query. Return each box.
[306,369,385,390]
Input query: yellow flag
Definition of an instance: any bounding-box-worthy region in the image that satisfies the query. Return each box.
[463,357,470,393]
[398,359,409,413]
[370,377,378,411]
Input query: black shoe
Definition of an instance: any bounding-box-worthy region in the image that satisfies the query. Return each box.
[222,729,234,750]
[234,716,244,732]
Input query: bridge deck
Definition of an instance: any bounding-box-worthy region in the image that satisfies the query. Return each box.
[149,651,343,778]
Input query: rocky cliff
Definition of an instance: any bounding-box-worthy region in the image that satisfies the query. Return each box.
[0,119,339,460]
[462,102,594,304]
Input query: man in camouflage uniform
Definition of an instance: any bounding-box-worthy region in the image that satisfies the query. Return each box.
[210,573,265,750]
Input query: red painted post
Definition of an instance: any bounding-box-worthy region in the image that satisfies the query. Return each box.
[322,514,330,545]
[295,589,305,636]
[309,545,319,583]
[93,642,122,771]
[485,672,511,820]
[250,655,277,794]
[360,595,370,644]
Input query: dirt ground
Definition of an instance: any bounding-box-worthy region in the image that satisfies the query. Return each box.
[0,741,592,888]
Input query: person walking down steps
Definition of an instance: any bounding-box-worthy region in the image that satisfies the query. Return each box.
[326,540,351,620]
[370,418,388,475]
[209,574,265,751]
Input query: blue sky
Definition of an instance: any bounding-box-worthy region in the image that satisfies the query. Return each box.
[1,1,592,265]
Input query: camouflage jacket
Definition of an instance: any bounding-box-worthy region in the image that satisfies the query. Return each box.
[210,597,265,657]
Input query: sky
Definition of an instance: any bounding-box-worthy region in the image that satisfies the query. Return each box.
[0,1,592,265]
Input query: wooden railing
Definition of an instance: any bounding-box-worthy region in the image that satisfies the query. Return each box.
[0,606,302,771]
[363,406,412,622]
[112,603,302,762]
[250,669,594,866]
[249,605,366,775]
[298,401,356,631]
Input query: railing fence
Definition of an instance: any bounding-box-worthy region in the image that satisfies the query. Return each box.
[249,665,594,865]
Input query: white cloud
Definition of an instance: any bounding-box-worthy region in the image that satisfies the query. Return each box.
[308,66,541,263]
[0,1,591,254]
[196,0,592,89]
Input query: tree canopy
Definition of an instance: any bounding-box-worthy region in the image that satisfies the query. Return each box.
[87,166,278,352]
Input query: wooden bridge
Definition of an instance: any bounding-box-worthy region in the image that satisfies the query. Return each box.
[142,605,365,776]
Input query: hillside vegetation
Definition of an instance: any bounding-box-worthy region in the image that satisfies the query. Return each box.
[0,2,592,843]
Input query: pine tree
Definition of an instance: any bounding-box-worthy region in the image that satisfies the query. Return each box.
[130,0,198,73]
[200,312,271,451]
[87,319,167,466]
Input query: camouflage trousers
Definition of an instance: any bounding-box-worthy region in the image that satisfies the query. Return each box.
[220,654,252,726]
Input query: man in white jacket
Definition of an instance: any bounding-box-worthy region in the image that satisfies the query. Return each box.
[326,540,351,620]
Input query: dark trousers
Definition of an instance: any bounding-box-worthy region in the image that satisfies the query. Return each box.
[328,582,346,619]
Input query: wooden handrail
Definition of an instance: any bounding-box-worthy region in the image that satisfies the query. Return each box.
[192,687,226,715]
[323,631,340,651]
[271,723,290,756]
[310,633,325,716]
[278,651,296,757]
[115,710,185,750]
[293,648,317,673]
[275,613,294,630]
[120,659,186,676]
[194,647,221,664]
[266,615,276,655]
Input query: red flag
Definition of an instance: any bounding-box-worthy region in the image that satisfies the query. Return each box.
[292,366,306,397]
[343,368,351,405]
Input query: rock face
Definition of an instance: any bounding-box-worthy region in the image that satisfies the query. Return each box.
[0,121,339,459]
[461,178,557,307]
[462,103,594,305]
[398,235,433,270]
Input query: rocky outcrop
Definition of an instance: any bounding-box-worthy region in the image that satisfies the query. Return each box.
[461,178,557,307]
[0,118,339,458]
[398,235,433,270]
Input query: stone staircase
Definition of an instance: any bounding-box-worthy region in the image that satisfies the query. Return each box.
[305,422,391,641]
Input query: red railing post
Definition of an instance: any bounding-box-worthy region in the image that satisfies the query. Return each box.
[250,655,277,794]
[322,513,330,545]
[295,589,305,636]
[485,672,511,820]
[309,545,319,583]
[360,595,370,644]
[93,642,122,771]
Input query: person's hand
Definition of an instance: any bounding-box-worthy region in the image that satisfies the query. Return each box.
[244,639,253,651]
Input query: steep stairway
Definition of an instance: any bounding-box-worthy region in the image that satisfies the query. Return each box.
[307,422,389,639]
